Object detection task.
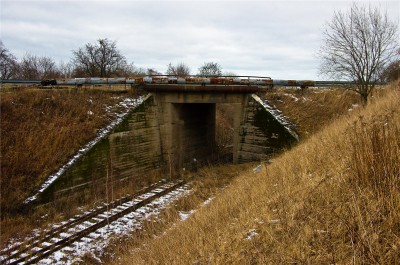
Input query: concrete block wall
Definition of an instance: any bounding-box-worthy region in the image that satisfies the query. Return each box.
[41,91,298,204]
[235,94,298,163]
[109,95,164,177]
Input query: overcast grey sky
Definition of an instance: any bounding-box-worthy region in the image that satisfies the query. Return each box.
[1,0,399,79]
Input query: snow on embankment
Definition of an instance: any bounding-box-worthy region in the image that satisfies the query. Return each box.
[251,94,299,141]
[24,95,150,204]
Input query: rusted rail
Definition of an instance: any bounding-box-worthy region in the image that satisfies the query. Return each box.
[0,179,186,265]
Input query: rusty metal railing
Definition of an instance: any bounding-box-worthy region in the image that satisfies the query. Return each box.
[1,76,379,88]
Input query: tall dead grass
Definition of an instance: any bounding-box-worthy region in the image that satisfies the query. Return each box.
[112,82,400,264]
[265,87,361,137]
[0,88,130,213]
[215,104,236,161]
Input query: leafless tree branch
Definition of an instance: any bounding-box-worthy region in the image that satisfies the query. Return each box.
[319,3,399,105]
[72,38,129,77]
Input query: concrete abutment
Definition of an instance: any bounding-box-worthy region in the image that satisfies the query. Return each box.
[148,91,297,172]
[36,91,298,204]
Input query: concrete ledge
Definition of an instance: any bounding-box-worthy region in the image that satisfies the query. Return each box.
[142,84,260,93]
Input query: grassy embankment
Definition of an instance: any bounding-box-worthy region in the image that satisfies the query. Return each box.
[108,82,400,264]
[0,86,138,243]
[0,87,133,212]
[0,84,371,254]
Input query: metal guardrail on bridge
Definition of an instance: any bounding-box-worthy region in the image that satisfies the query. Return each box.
[1,76,275,86]
[1,76,383,88]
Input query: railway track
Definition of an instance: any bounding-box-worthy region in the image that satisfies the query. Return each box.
[0,179,186,265]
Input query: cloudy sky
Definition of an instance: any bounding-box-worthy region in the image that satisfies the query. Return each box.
[1,0,399,79]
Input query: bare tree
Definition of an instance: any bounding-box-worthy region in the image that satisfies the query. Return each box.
[58,61,74,79]
[146,68,161,76]
[72,38,129,77]
[380,59,400,82]
[0,41,18,79]
[198,62,222,77]
[38,56,59,79]
[223,71,237,77]
[166,62,191,77]
[17,53,59,80]
[115,62,139,76]
[319,3,399,105]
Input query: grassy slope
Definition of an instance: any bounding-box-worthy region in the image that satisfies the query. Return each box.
[264,87,361,138]
[0,88,131,212]
[112,83,400,264]
[0,86,359,214]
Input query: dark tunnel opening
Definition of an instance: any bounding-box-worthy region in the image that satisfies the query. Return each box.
[172,103,216,170]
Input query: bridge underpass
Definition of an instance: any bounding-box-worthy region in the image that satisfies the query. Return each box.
[5,76,302,204]
[3,76,302,174]
[152,90,245,171]
[141,80,299,172]
[170,102,216,169]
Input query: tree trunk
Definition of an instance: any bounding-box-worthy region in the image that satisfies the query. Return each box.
[360,89,368,107]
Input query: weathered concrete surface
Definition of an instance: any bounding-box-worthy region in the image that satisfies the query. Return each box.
[108,95,164,177]
[40,90,298,203]
[40,95,163,202]
[153,91,298,168]
[235,94,298,163]
[152,92,244,171]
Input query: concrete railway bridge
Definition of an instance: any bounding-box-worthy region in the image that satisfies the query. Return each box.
[3,76,325,174]
[133,76,301,171]
[57,76,304,172]
[4,75,349,203]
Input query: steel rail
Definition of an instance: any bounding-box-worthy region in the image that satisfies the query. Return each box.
[1,180,186,265]
[0,180,166,260]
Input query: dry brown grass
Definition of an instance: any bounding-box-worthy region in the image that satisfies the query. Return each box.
[265,87,362,138]
[110,82,400,264]
[1,84,397,262]
[215,103,236,161]
[90,163,255,265]
[0,88,131,213]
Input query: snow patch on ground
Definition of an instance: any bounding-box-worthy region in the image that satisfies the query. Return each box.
[202,197,214,205]
[283,93,299,102]
[24,95,150,204]
[245,229,259,240]
[348,104,359,112]
[253,165,262,173]
[177,196,216,221]
[179,210,196,221]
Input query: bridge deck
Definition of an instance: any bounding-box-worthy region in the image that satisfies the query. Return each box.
[2,76,376,88]
[141,84,261,93]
